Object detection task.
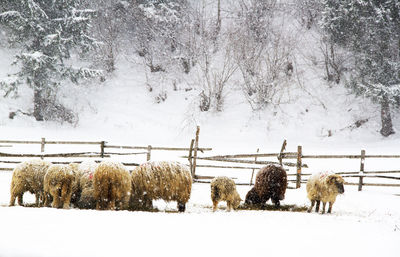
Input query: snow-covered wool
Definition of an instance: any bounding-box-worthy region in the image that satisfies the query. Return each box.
[245,165,287,207]
[130,161,192,212]
[75,160,98,209]
[210,176,241,211]
[93,161,131,210]
[9,159,52,207]
[68,163,81,205]
[43,164,77,209]
[306,171,345,214]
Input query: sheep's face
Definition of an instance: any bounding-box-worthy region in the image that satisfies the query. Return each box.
[327,175,345,194]
[232,192,242,209]
[245,188,261,205]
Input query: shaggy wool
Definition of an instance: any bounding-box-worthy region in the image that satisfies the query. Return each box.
[130,161,192,212]
[210,176,241,211]
[93,161,131,210]
[245,164,287,207]
[43,164,77,209]
[306,171,345,214]
[9,159,52,207]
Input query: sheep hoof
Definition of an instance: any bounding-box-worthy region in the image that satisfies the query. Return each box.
[178,203,186,212]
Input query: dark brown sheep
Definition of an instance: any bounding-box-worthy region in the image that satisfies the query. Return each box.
[245,165,287,207]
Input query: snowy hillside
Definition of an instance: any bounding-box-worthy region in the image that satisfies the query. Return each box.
[0,1,399,150]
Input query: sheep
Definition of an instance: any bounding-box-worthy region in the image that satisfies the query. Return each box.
[68,163,81,206]
[93,161,131,210]
[75,160,98,209]
[43,164,77,209]
[245,164,287,207]
[306,171,345,214]
[210,176,241,211]
[130,161,192,212]
[9,159,52,207]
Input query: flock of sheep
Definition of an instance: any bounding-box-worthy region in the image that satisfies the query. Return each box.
[8,159,345,214]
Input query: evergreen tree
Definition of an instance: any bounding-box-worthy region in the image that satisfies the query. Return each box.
[0,0,101,122]
[321,0,400,136]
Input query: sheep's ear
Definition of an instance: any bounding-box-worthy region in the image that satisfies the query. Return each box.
[327,176,336,184]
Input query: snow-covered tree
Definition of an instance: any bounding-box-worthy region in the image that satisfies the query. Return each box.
[321,0,400,136]
[133,0,191,73]
[0,0,101,122]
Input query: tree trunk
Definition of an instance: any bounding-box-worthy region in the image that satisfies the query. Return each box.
[380,95,395,137]
[33,88,44,121]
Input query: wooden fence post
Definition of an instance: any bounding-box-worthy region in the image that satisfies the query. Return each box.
[100,141,105,158]
[40,138,45,159]
[192,126,200,178]
[358,149,365,191]
[249,148,259,186]
[296,145,302,188]
[278,139,287,166]
[147,145,152,161]
[188,139,195,175]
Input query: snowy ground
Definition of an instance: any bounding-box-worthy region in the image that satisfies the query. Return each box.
[0,170,399,257]
[1,13,400,256]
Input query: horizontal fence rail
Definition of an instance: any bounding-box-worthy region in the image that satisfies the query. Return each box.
[0,134,399,192]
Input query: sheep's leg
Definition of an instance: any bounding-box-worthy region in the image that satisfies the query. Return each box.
[272,198,280,208]
[212,201,218,212]
[52,194,60,208]
[43,193,48,207]
[35,193,40,207]
[307,200,315,213]
[44,193,52,207]
[62,193,72,209]
[17,193,24,206]
[328,202,333,213]
[61,183,72,209]
[227,201,232,212]
[95,201,101,210]
[9,191,17,206]
[315,200,320,212]
[143,196,153,209]
[51,188,61,208]
[178,202,186,212]
[321,202,327,214]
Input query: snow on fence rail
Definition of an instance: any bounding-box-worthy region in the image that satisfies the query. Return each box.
[0,130,211,173]
[1,129,399,191]
[186,140,400,191]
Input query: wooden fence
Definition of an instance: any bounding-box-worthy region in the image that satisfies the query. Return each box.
[0,127,211,172]
[186,140,400,191]
[1,131,399,191]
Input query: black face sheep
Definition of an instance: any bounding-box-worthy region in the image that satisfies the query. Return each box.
[130,161,192,212]
[9,159,51,207]
[93,161,131,210]
[210,176,241,211]
[245,164,287,207]
[306,171,345,214]
[43,164,77,209]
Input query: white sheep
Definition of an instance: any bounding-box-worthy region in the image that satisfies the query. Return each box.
[9,159,51,207]
[75,160,98,209]
[43,164,77,209]
[306,171,345,214]
[130,161,192,212]
[93,161,131,210]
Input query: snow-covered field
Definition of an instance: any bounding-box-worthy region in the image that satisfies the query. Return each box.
[1,168,400,257]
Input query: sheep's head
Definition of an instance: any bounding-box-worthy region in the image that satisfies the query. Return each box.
[232,192,242,209]
[245,187,261,205]
[327,174,345,194]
